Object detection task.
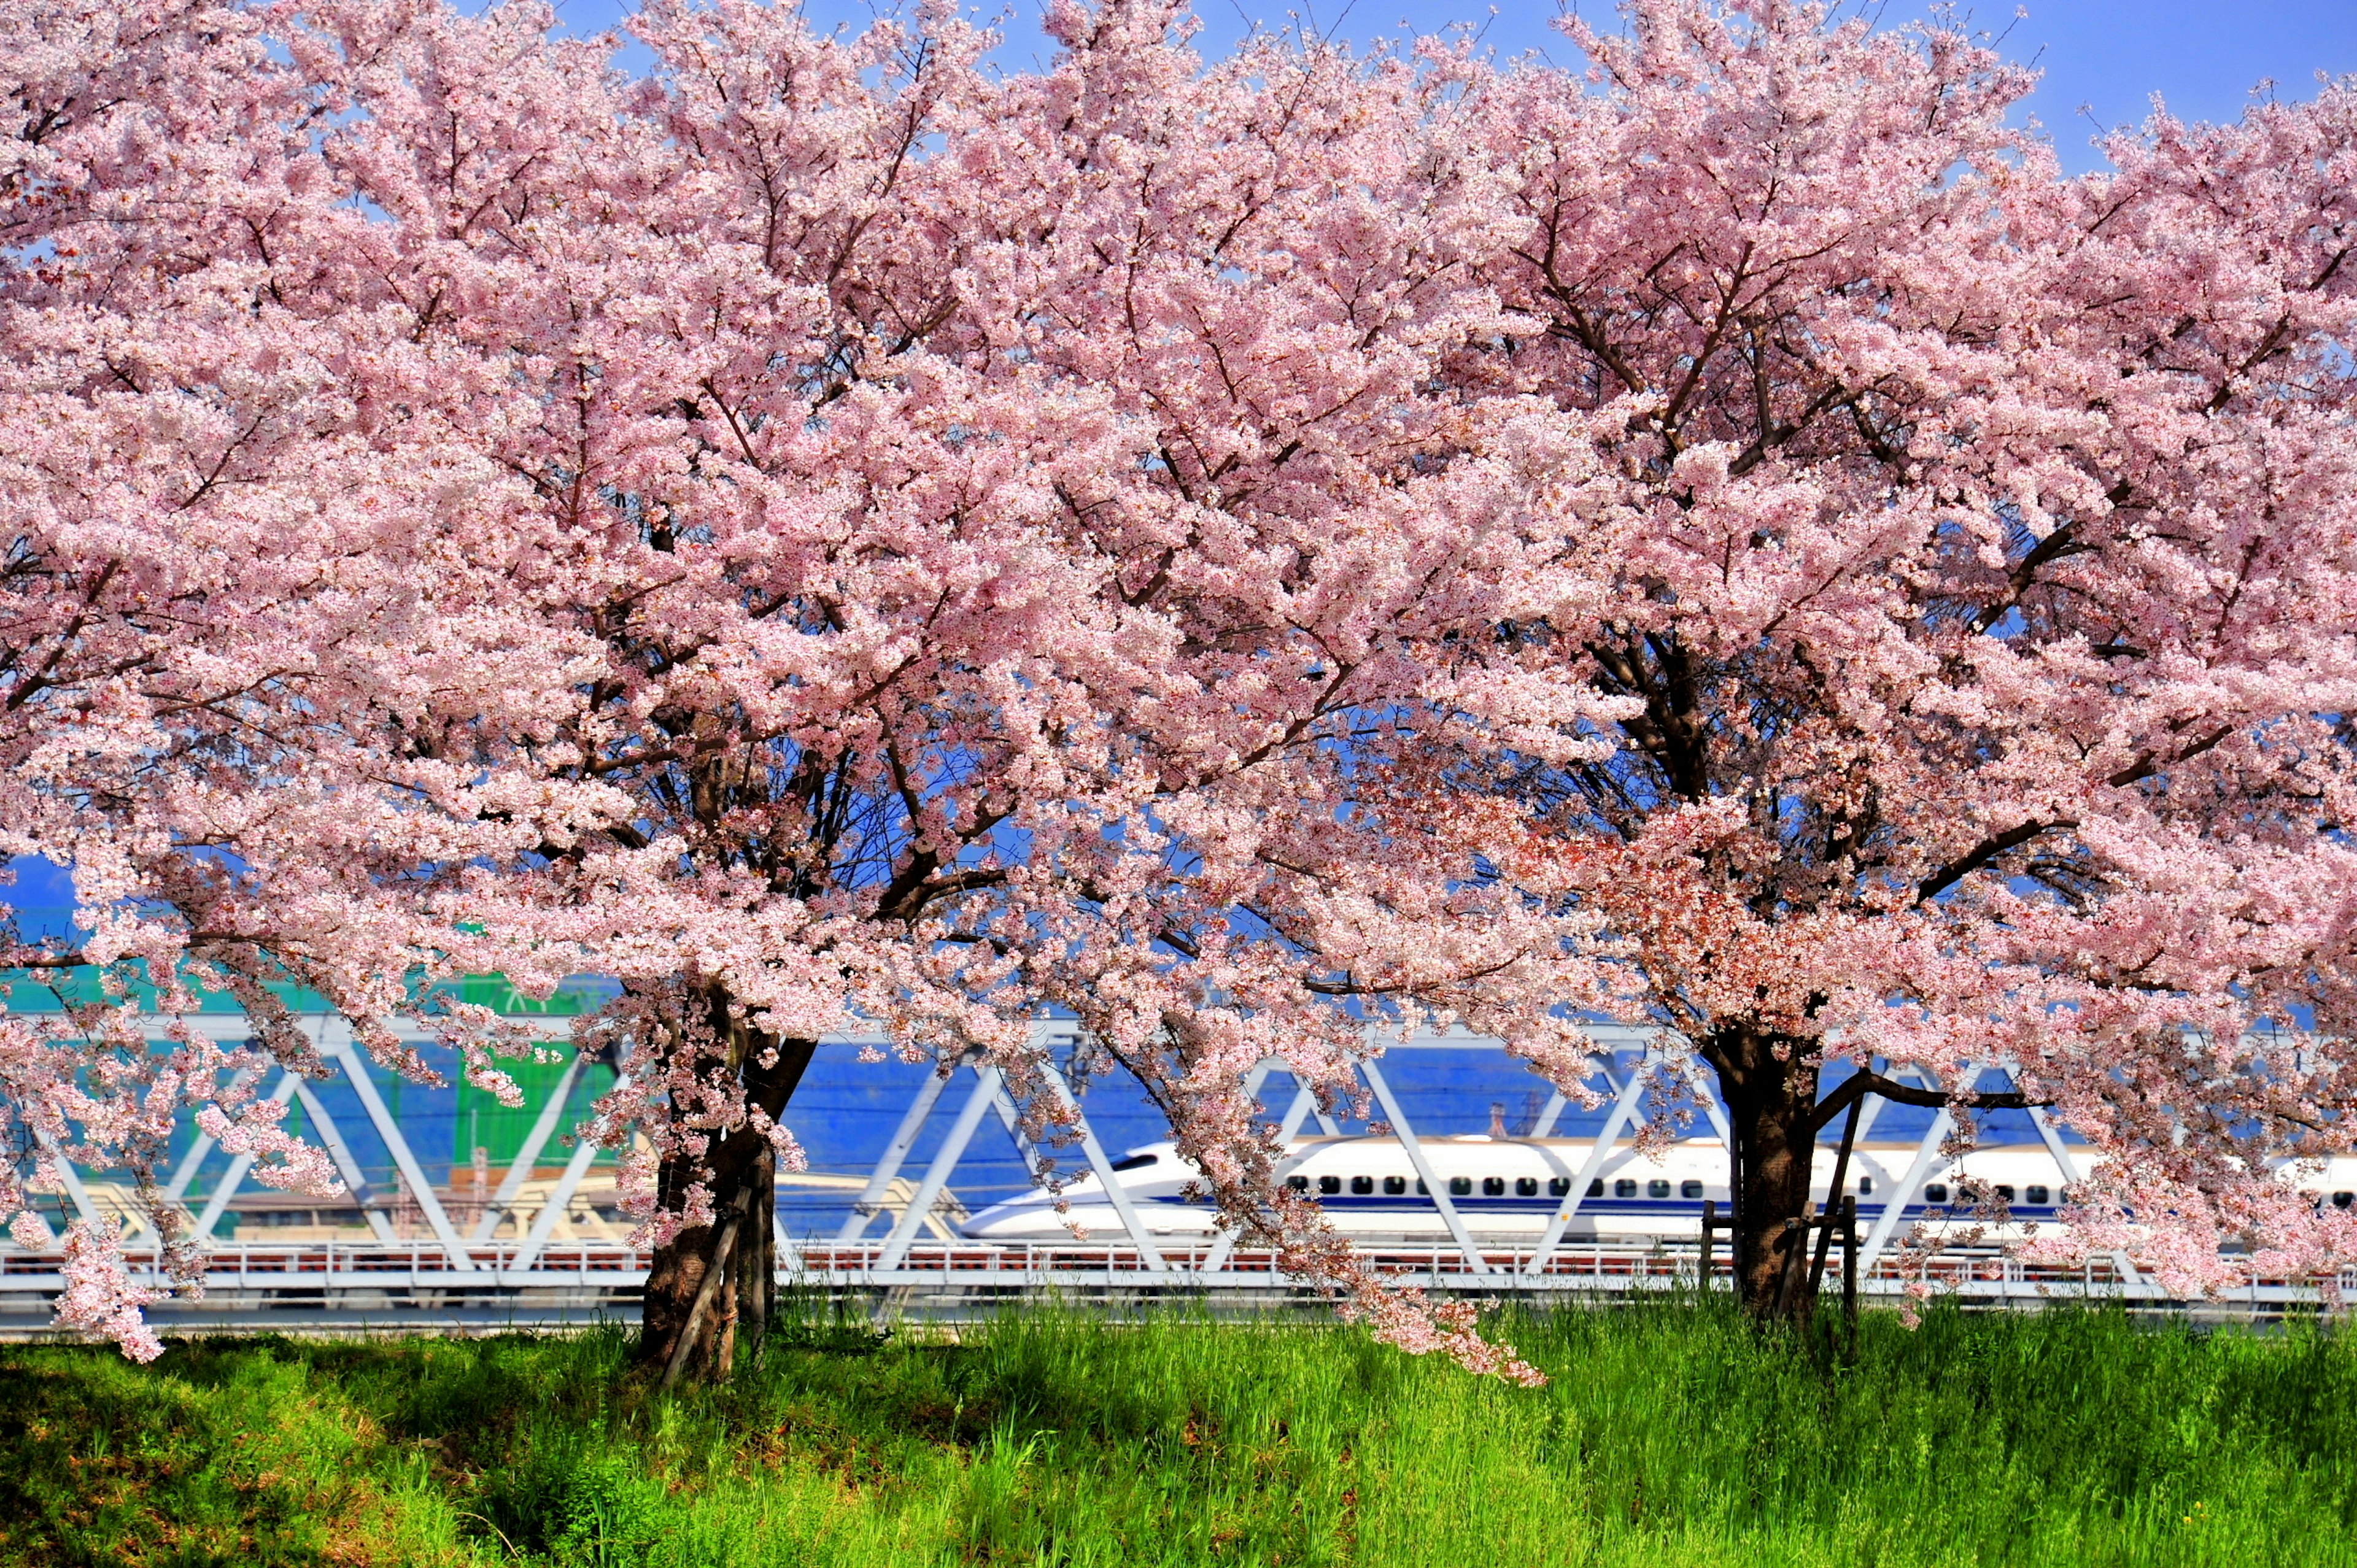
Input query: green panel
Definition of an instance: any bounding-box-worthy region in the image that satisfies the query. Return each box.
[2,968,608,1019]
[454,1052,619,1168]
[438,974,598,1016]
[0,965,332,1014]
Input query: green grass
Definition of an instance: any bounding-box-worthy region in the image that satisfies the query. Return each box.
[3,1300,2355,1566]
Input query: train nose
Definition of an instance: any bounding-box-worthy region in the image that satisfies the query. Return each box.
[957,1191,1061,1238]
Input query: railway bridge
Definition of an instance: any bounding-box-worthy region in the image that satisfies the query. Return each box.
[2,997,2341,1334]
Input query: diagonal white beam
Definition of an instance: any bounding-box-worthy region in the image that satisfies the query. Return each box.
[1857,1062,1973,1274]
[2024,1095,2144,1289]
[1361,1057,1492,1275]
[189,1072,301,1242]
[507,1118,607,1273]
[506,1069,628,1272]
[288,1077,399,1243]
[469,1050,589,1242]
[876,1063,1001,1269]
[314,1022,475,1271]
[836,1061,956,1242]
[1527,1090,1570,1139]
[1272,1080,1321,1142]
[988,1085,1047,1180]
[1676,1055,1733,1146]
[1032,1057,1167,1269]
[31,1124,103,1229]
[161,1062,267,1205]
[1268,1062,1345,1138]
[1278,1079,1329,1144]
[1199,1068,1327,1273]
[160,1132,217,1208]
[1522,1052,1652,1277]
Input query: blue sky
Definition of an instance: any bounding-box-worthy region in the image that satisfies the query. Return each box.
[554,0,2357,172]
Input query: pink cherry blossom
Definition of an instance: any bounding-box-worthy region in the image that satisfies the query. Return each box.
[1444,0,2357,1312]
[7,0,2357,1359]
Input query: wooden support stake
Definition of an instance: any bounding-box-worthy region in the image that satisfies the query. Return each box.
[1774,1210,1813,1318]
[662,1189,750,1392]
[1841,1194,1859,1343]
[1811,1088,1867,1298]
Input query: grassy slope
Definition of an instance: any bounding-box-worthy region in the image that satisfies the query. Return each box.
[2,1303,2353,1567]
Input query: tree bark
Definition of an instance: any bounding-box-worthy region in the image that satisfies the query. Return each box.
[1704,1024,1821,1322]
[635,984,816,1380]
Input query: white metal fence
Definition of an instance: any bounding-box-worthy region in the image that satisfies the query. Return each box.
[0,1237,2341,1335]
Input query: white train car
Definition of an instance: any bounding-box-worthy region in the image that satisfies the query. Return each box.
[959,1134,2357,1245]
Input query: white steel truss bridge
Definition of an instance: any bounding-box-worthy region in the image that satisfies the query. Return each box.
[1,1016,2342,1335]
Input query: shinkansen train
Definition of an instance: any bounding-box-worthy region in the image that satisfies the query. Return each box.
[958,1134,2357,1244]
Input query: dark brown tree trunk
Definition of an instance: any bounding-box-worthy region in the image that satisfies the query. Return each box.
[1703,1024,1821,1322]
[636,984,816,1381]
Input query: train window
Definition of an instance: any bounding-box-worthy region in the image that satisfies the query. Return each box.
[1587,1179,1605,1197]
[2026,1185,2050,1205]
[1614,1179,1638,1199]
[1956,1184,1981,1205]
[1110,1153,1159,1171]
[1515,1177,1539,1197]
[2336,1192,2355,1210]
[1349,1176,1374,1195]
[1549,1178,1572,1197]
[1995,1185,2016,1203]
[1416,1179,1428,1195]
[1681,1181,1704,1199]
[1449,1177,1473,1197]
[1482,1176,1506,1197]
[1286,1176,1309,1192]
[1858,1176,1874,1195]
[1924,1183,1949,1203]
[1383,1176,1407,1196]
[1318,1175,1341,1195]
[1647,1180,1671,1199]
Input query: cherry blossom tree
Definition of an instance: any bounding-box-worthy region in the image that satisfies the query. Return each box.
[1441,0,2357,1316]
[5,0,1604,1377]
[1,0,608,1356]
[9,0,2357,1366]
[336,0,1631,1380]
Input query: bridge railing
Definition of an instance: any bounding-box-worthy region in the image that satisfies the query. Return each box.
[1,1238,2347,1327]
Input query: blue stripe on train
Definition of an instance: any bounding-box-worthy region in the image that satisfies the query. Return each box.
[1137,1194,2059,1219]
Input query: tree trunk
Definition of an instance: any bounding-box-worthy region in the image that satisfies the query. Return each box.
[1704,1025,1821,1323]
[636,986,816,1381]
